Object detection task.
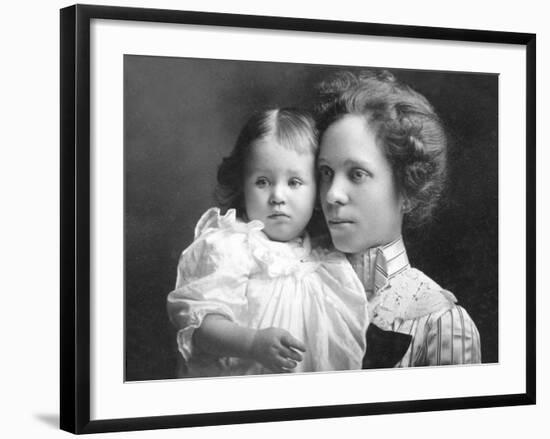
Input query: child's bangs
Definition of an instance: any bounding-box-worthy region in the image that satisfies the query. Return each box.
[274,113,318,155]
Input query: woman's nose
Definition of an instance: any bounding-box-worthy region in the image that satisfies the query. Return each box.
[325,178,349,205]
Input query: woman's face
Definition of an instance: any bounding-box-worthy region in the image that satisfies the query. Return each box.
[318,114,404,253]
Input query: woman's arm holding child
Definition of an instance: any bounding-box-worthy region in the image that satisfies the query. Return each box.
[194,314,306,373]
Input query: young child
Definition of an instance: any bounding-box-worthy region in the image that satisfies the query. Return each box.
[167,108,369,377]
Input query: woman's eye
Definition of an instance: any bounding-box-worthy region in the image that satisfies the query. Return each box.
[350,168,369,182]
[255,178,269,188]
[318,166,333,181]
[288,178,303,188]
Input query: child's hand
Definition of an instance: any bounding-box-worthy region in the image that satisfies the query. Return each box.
[249,327,306,373]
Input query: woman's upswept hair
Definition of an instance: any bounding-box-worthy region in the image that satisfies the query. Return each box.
[215,108,318,218]
[315,69,448,227]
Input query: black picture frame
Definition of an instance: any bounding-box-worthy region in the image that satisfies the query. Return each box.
[60,3,536,434]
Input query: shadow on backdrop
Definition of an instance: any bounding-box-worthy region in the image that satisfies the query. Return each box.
[35,413,59,430]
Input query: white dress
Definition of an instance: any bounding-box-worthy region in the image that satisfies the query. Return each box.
[167,207,369,377]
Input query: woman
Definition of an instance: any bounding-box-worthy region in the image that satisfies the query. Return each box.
[315,70,481,368]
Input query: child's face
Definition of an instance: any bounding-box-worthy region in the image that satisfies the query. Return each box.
[243,137,317,242]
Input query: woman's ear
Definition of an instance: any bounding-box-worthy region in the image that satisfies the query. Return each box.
[401,197,414,214]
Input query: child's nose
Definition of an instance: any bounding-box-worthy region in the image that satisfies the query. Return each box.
[269,185,285,205]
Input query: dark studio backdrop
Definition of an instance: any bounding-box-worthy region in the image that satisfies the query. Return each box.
[124,55,498,381]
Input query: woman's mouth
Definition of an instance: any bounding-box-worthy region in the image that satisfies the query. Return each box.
[328,218,354,227]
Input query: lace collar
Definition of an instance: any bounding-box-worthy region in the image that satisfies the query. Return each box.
[348,237,410,299]
[347,237,457,327]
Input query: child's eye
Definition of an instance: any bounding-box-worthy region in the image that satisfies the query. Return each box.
[349,168,370,183]
[318,165,333,181]
[288,178,303,188]
[255,177,269,188]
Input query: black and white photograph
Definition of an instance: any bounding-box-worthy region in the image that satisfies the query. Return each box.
[4,0,549,437]
[124,57,497,381]
[53,2,538,435]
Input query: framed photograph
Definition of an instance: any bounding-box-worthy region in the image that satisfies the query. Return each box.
[60,4,536,434]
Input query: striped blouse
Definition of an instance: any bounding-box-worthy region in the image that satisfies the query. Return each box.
[349,237,482,367]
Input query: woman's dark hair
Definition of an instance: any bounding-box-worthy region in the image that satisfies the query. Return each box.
[316,69,447,227]
[216,108,318,218]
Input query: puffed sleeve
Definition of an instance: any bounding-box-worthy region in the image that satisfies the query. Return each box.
[424,305,482,365]
[166,208,258,362]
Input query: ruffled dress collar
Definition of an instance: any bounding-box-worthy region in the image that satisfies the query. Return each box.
[196,207,316,278]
